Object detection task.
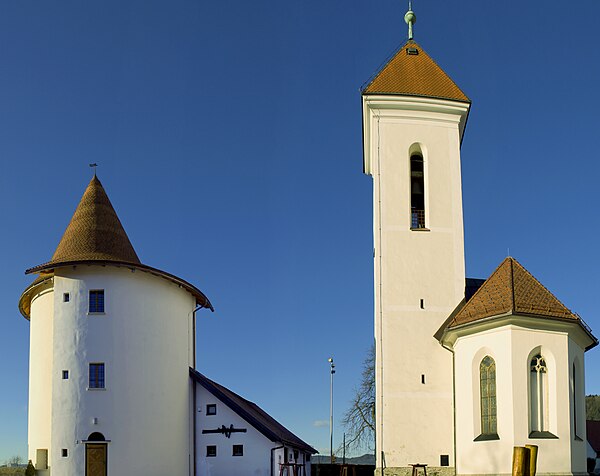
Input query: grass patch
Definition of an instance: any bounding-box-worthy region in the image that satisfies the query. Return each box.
[0,469,26,475]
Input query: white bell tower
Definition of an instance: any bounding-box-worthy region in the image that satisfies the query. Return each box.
[362,7,470,474]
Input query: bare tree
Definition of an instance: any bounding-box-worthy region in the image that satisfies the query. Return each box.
[8,455,23,466]
[341,344,375,452]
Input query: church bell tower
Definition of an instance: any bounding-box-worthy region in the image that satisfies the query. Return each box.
[362,6,470,474]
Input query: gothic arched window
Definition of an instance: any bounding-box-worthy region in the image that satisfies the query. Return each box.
[530,354,548,432]
[410,153,425,229]
[480,356,497,435]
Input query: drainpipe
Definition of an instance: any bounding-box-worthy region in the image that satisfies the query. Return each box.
[441,339,457,474]
[193,380,198,476]
[271,445,284,476]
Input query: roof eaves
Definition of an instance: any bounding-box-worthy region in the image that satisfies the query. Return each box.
[189,368,317,453]
[25,260,214,312]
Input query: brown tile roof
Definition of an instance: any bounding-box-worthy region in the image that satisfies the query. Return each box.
[448,257,579,328]
[587,420,600,453]
[19,176,214,318]
[363,40,469,103]
[42,175,141,267]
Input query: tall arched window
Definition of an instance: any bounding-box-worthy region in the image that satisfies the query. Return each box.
[410,152,425,229]
[530,354,548,432]
[480,356,497,435]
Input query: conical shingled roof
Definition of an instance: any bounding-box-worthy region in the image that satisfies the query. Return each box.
[363,40,469,102]
[45,175,140,267]
[20,175,214,318]
[448,257,578,328]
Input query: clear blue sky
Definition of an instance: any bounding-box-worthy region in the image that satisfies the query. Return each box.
[1,0,600,463]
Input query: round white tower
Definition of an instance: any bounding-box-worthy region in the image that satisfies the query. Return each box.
[19,176,213,476]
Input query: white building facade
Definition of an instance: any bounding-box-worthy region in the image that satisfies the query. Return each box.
[362,13,597,476]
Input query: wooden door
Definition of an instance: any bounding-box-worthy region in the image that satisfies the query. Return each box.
[86,444,107,476]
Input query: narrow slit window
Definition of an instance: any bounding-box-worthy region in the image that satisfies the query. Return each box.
[63,293,70,303]
[62,370,69,380]
[480,356,497,436]
[410,153,425,229]
[421,374,426,384]
[530,354,548,432]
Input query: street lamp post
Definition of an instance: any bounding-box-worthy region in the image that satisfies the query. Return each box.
[328,357,336,464]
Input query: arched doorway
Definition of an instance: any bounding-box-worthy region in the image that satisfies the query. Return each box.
[86,432,107,476]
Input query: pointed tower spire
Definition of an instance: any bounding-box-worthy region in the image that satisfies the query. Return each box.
[29,176,140,270]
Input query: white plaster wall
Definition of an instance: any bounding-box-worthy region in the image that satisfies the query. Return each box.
[48,266,196,476]
[195,383,274,476]
[363,95,469,468]
[453,322,587,476]
[28,284,54,469]
[568,339,587,474]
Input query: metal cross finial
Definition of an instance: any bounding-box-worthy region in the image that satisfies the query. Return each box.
[89,163,98,176]
[404,1,417,40]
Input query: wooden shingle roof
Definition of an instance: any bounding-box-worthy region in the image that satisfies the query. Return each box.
[19,176,213,318]
[32,175,140,268]
[448,257,579,328]
[363,40,469,103]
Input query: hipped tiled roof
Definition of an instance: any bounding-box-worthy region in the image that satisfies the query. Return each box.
[363,40,469,103]
[190,368,317,454]
[448,257,578,328]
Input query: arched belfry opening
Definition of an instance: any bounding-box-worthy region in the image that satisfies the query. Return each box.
[409,144,425,229]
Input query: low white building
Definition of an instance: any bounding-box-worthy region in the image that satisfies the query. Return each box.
[191,369,316,476]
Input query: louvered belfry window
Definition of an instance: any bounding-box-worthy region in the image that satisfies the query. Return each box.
[410,154,425,228]
[480,356,497,435]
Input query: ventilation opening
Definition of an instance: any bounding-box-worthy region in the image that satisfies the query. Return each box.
[406,47,419,55]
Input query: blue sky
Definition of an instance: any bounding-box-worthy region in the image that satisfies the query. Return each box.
[1,0,600,463]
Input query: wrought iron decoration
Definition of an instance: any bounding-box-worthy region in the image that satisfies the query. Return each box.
[202,424,247,438]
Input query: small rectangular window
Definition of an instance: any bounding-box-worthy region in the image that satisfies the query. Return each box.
[89,363,105,389]
[440,455,449,466]
[206,404,217,415]
[62,449,68,458]
[89,290,105,313]
[420,299,424,309]
[421,374,426,384]
[233,444,243,456]
[62,370,69,380]
[63,293,70,303]
[206,445,217,457]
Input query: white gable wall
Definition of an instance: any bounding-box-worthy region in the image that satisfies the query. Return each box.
[195,382,275,476]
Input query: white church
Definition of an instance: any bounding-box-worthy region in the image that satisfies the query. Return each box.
[364,6,597,476]
[18,175,316,475]
[18,5,598,476]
